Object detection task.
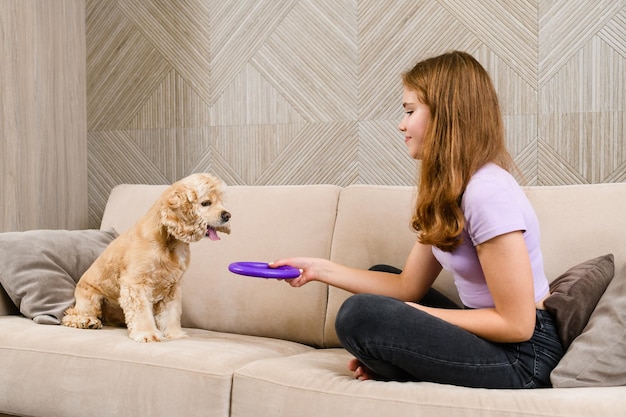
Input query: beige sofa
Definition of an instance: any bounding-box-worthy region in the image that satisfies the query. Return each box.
[1,183,625,417]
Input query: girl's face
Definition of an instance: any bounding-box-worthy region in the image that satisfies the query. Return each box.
[398,87,431,160]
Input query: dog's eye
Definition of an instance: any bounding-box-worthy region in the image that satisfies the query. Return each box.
[201,200,212,207]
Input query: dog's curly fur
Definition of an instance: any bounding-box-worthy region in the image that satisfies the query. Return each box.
[62,173,231,343]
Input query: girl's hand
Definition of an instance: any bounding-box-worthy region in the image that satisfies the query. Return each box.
[270,257,326,287]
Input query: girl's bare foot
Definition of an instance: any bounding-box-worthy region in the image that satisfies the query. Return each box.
[348,358,378,381]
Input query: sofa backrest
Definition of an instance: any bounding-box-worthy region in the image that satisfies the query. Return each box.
[101,183,341,347]
[98,182,626,349]
[524,184,626,283]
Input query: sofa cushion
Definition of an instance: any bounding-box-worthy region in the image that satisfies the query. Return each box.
[0,316,312,417]
[232,348,626,417]
[550,270,626,387]
[543,254,614,350]
[0,229,117,325]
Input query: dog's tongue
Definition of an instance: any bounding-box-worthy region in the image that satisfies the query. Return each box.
[206,227,220,241]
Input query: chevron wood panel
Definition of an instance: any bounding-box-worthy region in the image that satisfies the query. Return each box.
[211,124,304,184]
[128,70,213,129]
[250,122,359,185]
[86,0,626,228]
[359,1,482,121]
[539,111,626,183]
[211,0,298,105]
[541,37,625,114]
[116,0,213,103]
[539,7,626,185]
[537,140,589,186]
[439,0,538,89]
[211,63,307,126]
[538,0,623,87]
[87,130,169,226]
[599,7,626,56]
[514,139,539,186]
[251,0,358,122]
[87,1,172,131]
[357,121,417,185]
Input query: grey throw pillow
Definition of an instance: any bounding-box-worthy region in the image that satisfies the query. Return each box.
[543,254,614,350]
[0,229,117,324]
[550,269,626,387]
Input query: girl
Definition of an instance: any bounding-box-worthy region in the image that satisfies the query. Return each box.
[272,51,563,388]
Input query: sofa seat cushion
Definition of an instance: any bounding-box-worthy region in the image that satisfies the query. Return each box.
[0,316,312,417]
[231,349,626,417]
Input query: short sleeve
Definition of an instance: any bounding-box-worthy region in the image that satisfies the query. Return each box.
[462,172,527,246]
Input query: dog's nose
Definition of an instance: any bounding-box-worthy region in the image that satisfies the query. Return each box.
[221,211,231,223]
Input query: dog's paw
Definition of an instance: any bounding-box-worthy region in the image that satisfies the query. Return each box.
[61,315,102,329]
[163,330,188,340]
[130,331,163,343]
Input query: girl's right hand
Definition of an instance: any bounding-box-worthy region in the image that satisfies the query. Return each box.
[270,257,327,287]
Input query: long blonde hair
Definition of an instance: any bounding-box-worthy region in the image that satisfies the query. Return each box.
[403,51,514,251]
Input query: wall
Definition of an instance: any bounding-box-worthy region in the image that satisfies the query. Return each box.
[86,0,625,228]
[0,0,87,232]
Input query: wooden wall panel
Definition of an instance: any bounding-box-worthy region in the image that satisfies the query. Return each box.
[1,0,87,232]
[86,0,626,227]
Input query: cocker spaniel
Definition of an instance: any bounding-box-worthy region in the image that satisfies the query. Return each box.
[62,173,231,343]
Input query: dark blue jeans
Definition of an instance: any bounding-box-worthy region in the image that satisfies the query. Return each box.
[335,283,564,388]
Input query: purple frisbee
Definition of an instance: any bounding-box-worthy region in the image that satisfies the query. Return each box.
[228,262,301,279]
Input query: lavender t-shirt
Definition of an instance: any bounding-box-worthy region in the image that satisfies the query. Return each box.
[432,163,549,308]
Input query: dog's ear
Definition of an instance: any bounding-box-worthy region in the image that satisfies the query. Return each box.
[160,185,204,243]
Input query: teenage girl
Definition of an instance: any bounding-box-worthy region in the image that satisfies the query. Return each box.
[272,51,563,389]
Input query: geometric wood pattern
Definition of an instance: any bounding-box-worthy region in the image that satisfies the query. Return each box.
[86,0,626,227]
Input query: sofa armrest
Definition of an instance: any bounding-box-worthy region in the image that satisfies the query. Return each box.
[0,285,18,316]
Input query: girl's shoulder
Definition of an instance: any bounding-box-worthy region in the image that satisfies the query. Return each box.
[465,163,517,198]
[470,162,512,182]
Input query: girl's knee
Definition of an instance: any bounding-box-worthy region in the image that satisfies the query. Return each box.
[337,293,374,320]
[336,294,397,342]
[336,294,370,340]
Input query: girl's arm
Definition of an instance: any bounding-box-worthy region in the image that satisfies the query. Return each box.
[272,240,443,301]
[407,230,537,343]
